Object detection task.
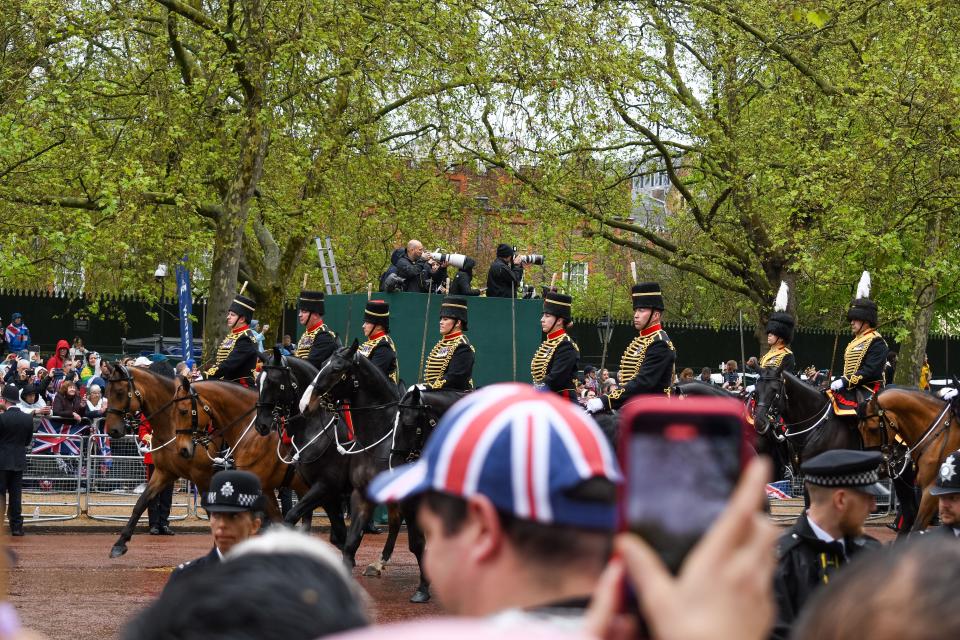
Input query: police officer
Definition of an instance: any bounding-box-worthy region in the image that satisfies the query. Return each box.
[205,294,259,386]
[771,450,886,640]
[587,282,675,413]
[294,289,341,369]
[829,271,888,415]
[530,290,579,402]
[358,299,398,384]
[926,450,960,539]
[0,384,34,536]
[165,470,264,589]
[422,296,474,390]
[760,282,796,373]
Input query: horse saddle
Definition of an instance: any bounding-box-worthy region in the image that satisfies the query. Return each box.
[828,386,876,418]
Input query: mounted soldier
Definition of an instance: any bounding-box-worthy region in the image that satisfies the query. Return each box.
[829,271,888,420]
[588,282,675,413]
[761,281,797,374]
[530,290,580,402]
[358,299,398,384]
[422,296,474,391]
[295,289,341,369]
[205,293,259,387]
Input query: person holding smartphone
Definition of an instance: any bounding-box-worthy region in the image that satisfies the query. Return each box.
[588,282,676,413]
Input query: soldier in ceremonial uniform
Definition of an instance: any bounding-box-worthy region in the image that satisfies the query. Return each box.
[829,271,888,416]
[587,282,675,413]
[358,299,398,384]
[205,294,259,386]
[422,296,474,391]
[530,290,579,402]
[925,450,960,539]
[771,450,886,640]
[760,282,796,373]
[295,289,341,369]
[165,470,264,591]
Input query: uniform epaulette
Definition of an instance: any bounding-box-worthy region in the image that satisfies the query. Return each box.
[777,532,804,559]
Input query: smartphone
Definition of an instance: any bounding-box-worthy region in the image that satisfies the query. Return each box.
[617,395,753,573]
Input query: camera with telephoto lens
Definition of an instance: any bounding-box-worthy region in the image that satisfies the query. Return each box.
[518,254,545,265]
[423,250,468,270]
[382,272,406,292]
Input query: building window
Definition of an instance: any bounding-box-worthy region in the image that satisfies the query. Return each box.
[562,261,588,289]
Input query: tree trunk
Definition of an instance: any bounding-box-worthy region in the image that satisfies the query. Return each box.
[894,211,942,387]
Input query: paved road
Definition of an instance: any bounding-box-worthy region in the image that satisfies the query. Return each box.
[7,531,438,640]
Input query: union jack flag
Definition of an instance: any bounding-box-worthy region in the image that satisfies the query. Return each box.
[31,418,92,455]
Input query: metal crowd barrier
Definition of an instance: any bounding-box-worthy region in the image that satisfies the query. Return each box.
[768,470,895,523]
[22,432,85,523]
[86,434,191,522]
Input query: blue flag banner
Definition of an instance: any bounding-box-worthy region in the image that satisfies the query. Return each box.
[176,261,194,360]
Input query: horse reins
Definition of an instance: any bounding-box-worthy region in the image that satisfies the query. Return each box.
[869,395,953,479]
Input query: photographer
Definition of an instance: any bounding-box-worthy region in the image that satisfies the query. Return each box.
[486,243,525,298]
[394,240,446,293]
[450,256,481,296]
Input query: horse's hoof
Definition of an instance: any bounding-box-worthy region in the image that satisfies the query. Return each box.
[409,589,431,604]
[362,564,382,577]
[109,545,128,559]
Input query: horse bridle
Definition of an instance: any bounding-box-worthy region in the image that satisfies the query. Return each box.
[864,392,954,479]
[391,396,439,464]
[173,380,214,447]
[258,359,301,431]
[104,365,145,431]
[753,371,786,437]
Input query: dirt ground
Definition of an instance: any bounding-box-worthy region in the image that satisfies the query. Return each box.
[7,522,895,640]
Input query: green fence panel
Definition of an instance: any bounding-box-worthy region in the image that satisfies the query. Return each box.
[310,293,544,387]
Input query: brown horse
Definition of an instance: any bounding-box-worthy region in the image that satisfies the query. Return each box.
[861,387,959,531]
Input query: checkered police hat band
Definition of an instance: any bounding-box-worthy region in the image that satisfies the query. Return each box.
[805,469,880,487]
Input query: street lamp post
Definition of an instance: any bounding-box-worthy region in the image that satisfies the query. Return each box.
[597,314,615,371]
[155,263,168,354]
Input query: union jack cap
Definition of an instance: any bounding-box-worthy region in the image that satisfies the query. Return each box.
[369,384,622,529]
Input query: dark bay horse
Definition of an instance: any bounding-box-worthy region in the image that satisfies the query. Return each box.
[390,385,466,469]
[862,388,959,531]
[301,341,430,602]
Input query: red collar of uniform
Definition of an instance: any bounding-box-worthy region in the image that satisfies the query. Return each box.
[231,324,249,334]
[859,328,876,337]
[370,330,386,340]
[640,323,662,337]
[443,331,463,341]
[308,321,324,332]
[547,328,566,340]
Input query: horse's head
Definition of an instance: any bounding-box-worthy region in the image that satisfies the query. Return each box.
[172,375,202,459]
[752,366,785,436]
[302,340,360,417]
[104,362,144,438]
[392,386,431,468]
[255,347,298,436]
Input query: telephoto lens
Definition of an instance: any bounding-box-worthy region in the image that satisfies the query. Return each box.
[519,254,545,265]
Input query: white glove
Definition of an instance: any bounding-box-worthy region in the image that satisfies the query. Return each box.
[744,385,755,394]
[406,384,428,393]
[586,397,605,413]
[939,387,958,401]
[298,383,315,414]
[830,378,845,391]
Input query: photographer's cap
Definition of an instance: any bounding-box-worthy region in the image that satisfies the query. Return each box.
[369,383,622,530]
[496,243,515,258]
[801,449,889,496]
[202,470,265,513]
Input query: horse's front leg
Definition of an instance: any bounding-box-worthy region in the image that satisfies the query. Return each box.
[363,502,402,577]
[341,488,372,570]
[110,468,175,558]
[402,499,431,603]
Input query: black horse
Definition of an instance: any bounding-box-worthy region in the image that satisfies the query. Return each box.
[301,340,430,603]
[256,349,347,545]
[390,385,467,469]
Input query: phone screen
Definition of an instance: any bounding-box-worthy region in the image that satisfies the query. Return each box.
[619,397,747,572]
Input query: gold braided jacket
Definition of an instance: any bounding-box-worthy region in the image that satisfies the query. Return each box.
[842,330,883,385]
[760,346,793,369]
[359,333,398,383]
[424,332,474,389]
[295,323,336,359]
[530,330,579,390]
[207,328,256,376]
[608,328,675,401]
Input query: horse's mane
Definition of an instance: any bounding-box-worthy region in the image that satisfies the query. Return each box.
[879,386,945,410]
[194,379,259,399]
[128,366,175,391]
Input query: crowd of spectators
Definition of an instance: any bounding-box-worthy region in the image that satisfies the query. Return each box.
[574,367,621,406]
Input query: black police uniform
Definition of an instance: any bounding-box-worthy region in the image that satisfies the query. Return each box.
[423,297,474,391]
[830,290,888,416]
[358,300,398,384]
[600,283,676,411]
[295,290,341,370]
[0,385,35,535]
[485,244,524,298]
[530,291,579,402]
[165,470,264,591]
[771,450,886,640]
[206,294,259,386]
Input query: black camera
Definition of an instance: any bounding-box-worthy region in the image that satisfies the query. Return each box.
[382,272,406,293]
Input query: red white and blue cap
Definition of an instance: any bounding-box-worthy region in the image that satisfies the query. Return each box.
[369,384,622,530]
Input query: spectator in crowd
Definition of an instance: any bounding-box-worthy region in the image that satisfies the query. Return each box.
[772,450,885,640]
[4,358,33,390]
[165,470,265,588]
[188,359,203,381]
[18,384,49,416]
[125,529,369,640]
[722,359,741,391]
[601,374,619,395]
[45,339,70,370]
[250,320,269,352]
[920,354,931,392]
[28,351,41,365]
[582,365,598,394]
[369,384,621,624]
[699,366,713,384]
[85,384,108,420]
[679,367,695,382]
[51,381,85,423]
[793,535,960,640]
[585,389,597,402]
[138,412,174,536]
[0,384,36,536]
[803,365,827,387]
[69,336,88,360]
[378,247,406,292]
[745,356,761,376]
[4,313,30,353]
[174,361,189,378]
[884,350,898,385]
[79,351,99,385]
[450,257,482,296]
[279,334,295,356]
[598,368,609,387]
[485,243,525,298]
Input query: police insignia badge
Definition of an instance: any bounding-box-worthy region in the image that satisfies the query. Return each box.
[220,481,234,497]
[941,457,957,482]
